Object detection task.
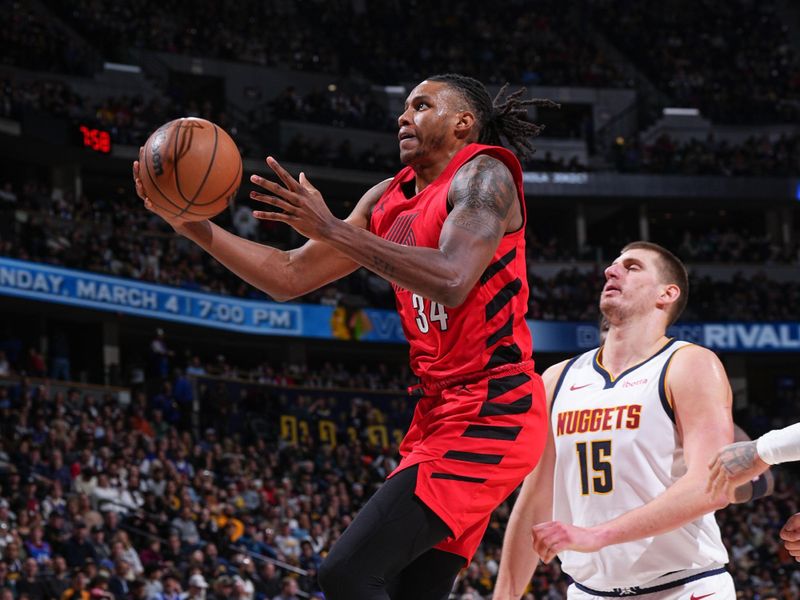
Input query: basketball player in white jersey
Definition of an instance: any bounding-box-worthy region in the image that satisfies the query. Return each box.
[496,241,737,599]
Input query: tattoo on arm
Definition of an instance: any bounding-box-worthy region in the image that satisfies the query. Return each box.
[370,255,395,277]
[722,442,758,474]
[448,156,517,241]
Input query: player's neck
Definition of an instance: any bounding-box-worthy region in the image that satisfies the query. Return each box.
[601,318,669,377]
[411,144,468,193]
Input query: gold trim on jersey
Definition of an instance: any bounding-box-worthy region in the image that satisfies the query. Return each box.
[594,337,675,383]
[661,344,694,410]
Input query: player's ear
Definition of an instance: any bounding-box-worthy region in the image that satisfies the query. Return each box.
[454,110,476,140]
[658,283,681,311]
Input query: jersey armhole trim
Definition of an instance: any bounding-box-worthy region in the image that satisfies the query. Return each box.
[550,354,581,416]
[658,343,694,423]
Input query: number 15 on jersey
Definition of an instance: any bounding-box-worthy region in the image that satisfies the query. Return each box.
[576,440,613,495]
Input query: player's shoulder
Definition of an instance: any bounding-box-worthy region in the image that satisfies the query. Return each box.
[666,342,730,398]
[361,177,393,204]
[454,153,514,184]
[353,178,393,221]
[541,358,575,397]
[542,358,572,383]
[449,154,516,211]
[668,341,723,371]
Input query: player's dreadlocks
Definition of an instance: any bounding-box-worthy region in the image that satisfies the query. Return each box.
[428,73,559,159]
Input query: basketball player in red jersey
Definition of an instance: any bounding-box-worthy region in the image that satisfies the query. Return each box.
[133,74,557,600]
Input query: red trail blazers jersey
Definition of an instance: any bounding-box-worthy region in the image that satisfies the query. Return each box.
[369,143,532,381]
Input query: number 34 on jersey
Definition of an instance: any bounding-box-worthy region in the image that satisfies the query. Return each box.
[411,294,449,333]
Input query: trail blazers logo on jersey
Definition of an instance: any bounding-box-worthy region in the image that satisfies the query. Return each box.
[384,212,419,292]
[384,212,419,246]
[556,405,641,436]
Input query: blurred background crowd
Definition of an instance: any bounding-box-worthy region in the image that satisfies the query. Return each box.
[2,0,800,597]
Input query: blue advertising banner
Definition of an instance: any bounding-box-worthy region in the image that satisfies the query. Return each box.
[0,257,304,336]
[2,258,799,353]
[0,257,406,342]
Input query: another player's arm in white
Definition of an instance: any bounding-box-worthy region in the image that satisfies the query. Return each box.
[532,345,733,562]
[493,361,566,600]
[134,158,389,301]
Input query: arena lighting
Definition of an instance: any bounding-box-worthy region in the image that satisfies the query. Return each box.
[103,62,141,73]
[662,107,700,116]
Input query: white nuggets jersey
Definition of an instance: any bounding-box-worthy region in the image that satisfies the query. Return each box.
[551,339,728,591]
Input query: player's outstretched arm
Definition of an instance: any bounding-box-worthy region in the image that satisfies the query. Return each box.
[532,345,733,562]
[251,155,519,307]
[133,159,388,301]
[493,361,565,600]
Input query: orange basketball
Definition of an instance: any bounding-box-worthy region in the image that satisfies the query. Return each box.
[140,118,242,221]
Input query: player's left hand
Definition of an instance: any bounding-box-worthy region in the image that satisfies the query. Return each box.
[250,157,336,241]
[532,521,605,564]
[706,441,769,501]
[780,512,800,562]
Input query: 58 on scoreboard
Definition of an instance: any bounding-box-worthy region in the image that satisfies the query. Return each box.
[77,125,112,154]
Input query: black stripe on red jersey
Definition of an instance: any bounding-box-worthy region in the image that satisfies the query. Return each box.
[431,473,487,484]
[462,424,522,441]
[478,394,532,417]
[487,372,531,401]
[486,315,514,348]
[485,278,522,321]
[484,343,522,370]
[480,248,516,284]
[444,450,504,465]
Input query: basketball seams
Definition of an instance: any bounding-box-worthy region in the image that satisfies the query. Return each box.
[172,119,194,208]
[143,122,186,214]
[190,155,241,208]
[186,158,243,218]
[188,124,219,204]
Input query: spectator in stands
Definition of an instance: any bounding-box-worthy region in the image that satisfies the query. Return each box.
[15,558,48,600]
[90,525,112,565]
[185,573,209,600]
[272,575,302,600]
[46,555,70,599]
[143,564,164,599]
[207,575,234,600]
[61,569,90,600]
[171,505,201,548]
[24,526,51,564]
[65,522,97,569]
[158,574,183,600]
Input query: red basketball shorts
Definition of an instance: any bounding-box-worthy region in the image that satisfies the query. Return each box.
[388,360,548,561]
